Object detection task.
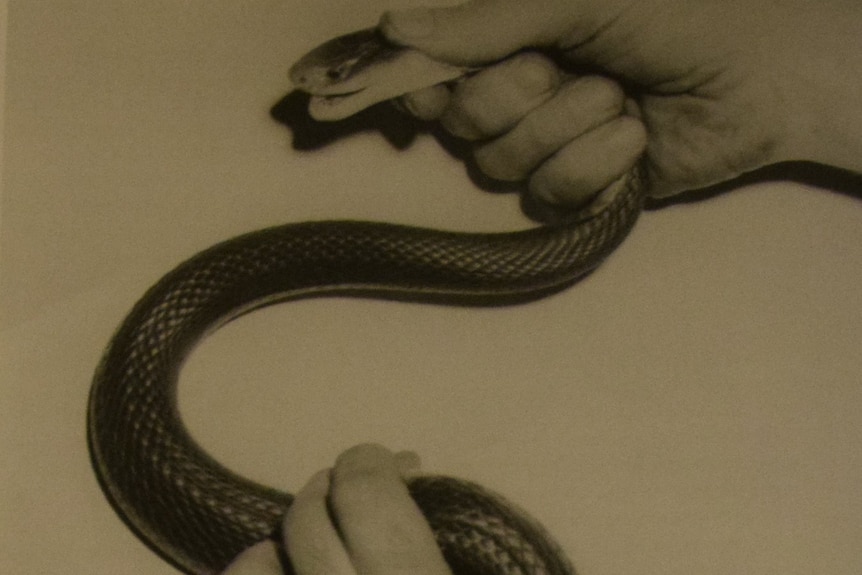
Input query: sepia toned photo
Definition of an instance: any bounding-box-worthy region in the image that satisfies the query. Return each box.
[2,1,861,574]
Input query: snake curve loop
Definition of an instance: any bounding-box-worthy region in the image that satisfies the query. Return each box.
[88,26,648,575]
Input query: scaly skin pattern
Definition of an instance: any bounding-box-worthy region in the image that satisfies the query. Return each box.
[88,167,644,574]
[88,26,647,575]
[289,27,469,120]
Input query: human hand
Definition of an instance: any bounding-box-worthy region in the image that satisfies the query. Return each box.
[380,0,862,204]
[220,444,452,575]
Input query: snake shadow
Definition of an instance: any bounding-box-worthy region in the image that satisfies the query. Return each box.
[272,91,862,217]
[645,161,862,210]
[271,90,423,151]
[270,91,561,219]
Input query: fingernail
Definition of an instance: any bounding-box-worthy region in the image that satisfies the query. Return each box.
[381,8,435,40]
[335,443,391,471]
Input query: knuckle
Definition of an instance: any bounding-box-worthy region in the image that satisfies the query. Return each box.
[577,75,626,116]
[440,105,485,140]
[528,157,592,207]
[472,146,501,178]
[444,54,561,139]
[329,443,394,511]
[518,111,555,150]
[400,85,450,120]
[616,115,649,149]
[443,83,492,139]
[528,116,647,207]
[605,116,649,163]
[505,53,562,97]
[531,178,595,208]
[474,142,524,181]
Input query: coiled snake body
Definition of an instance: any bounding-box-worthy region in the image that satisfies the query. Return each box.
[88,27,647,575]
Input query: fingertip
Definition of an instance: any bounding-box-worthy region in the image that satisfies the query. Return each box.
[529,115,647,206]
[394,450,422,477]
[334,443,396,473]
[221,541,282,575]
[331,444,421,477]
[282,467,331,538]
[618,114,648,154]
[529,175,596,209]
[380,8,437,44]
[298,467,333,498]
[329,443,413,524]
[326,445,448,575]
[282,466,356,575]
[401,84,452,120]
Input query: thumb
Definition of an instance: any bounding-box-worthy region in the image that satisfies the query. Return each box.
[379,0,595,65]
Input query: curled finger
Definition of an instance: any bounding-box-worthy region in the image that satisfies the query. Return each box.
[474,75,626,181]
[220,540,283,575]
[283,469,355,575]
[329,444,450,575]
[440,52,562,140]
[399,84,452,120]
[529,115,647,207]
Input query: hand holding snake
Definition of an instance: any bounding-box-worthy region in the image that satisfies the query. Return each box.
[88,1,862,575]
[221,446,451,575]
[377,0,862,202]
[226,1,862,574]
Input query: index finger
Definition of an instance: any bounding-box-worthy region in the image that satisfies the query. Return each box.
[219,541,283,575]
[329,444,451,575]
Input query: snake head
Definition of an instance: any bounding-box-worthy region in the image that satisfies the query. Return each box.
[290,27,467,121]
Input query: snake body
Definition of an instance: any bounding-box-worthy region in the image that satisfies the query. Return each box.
[88,27,647,575]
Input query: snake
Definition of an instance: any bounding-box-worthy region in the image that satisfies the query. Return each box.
[87,26,647,575]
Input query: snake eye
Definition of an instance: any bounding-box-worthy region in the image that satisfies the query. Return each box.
[327,64,349,82]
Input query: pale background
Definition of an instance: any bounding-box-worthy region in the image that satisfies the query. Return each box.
[2,1,861,574]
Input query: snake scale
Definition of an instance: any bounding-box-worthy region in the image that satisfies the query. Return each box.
[87,26,647,575]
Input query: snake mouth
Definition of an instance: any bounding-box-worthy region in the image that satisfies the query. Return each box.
[307,87,376,121]
[318,87,366,102]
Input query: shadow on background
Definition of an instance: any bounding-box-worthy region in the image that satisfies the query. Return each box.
[273,91,862,220]
[646,162,862,210]
[271,90,422,151]
[272,91,582,224]
[272,90,538,210]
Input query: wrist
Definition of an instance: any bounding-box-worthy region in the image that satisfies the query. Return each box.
[766,2,862,172]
